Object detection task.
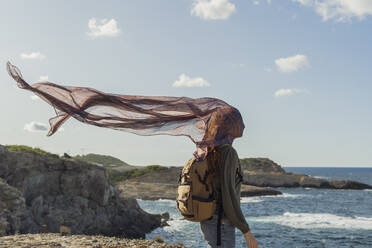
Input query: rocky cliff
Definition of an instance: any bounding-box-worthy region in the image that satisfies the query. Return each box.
[0,145,164,238]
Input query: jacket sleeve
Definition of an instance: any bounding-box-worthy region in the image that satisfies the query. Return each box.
[220,146,250,233]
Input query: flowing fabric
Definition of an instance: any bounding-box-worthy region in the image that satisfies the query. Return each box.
[6,62,245,159]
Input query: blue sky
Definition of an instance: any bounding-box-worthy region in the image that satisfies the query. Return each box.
[1,0,371,167]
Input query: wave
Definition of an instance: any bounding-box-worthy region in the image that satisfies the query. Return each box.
[252,212,372,230]
[261,193,307,198]
[137,198,175,204]
[157,199,176,203]
[240,197,263,203]
[241,193,307,203]
[313,175,330,180]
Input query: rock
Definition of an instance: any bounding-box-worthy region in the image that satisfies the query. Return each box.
[160,212,170,227]
[0,145,163,238]
[328,179,372,189]
[153,235,165,243]
[59,226,71,236]
[0,178,25,236]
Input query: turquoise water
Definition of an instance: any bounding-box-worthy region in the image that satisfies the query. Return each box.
[138,167,372,248]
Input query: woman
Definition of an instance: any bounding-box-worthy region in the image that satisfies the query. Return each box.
[199,116,258,248]
[7,62,258,247]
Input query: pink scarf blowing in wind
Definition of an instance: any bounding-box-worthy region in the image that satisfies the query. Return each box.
[7,62,245,160]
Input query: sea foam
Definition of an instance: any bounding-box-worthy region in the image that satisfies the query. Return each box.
[259,193,307,198]
[252,212,372,230]
[240,197,263,203]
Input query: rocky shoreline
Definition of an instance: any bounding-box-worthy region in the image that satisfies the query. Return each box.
[243,171,372,189]
[117,182,281,200]
[0,233,186,248]
[1,144,371,248]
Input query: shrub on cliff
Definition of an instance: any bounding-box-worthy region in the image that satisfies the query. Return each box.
[5,145,57,157]
[73,153,131,167]
[108,165,167,185]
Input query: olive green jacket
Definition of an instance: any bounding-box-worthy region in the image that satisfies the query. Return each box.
[214,144,250,233]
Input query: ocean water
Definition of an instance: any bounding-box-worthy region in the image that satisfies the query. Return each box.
[138,167,372,248]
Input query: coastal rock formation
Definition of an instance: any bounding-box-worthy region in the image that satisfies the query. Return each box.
[240,185,282,197]
[0,145,164,238]
[240,157,372,189]
[118,180,282,201]
[125,167,182,185]
[240,158,285,173]
[243,172,372,189]
[118,182,178,201]
[116,155,371,195]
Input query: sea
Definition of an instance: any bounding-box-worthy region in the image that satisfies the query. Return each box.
[138,167,372,248]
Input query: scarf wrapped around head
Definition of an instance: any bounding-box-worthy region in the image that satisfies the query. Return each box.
[6,62,245,160]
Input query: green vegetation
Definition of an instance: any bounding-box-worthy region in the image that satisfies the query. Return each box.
[73,153,130,167]
[239,158,285,173]
[107,165,167,185]
[5,145,57,157]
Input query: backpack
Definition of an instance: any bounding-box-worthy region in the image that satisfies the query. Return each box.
[176,155,218,222]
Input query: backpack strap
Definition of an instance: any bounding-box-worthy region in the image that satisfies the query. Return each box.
[217,196,223,246]
[195,169,210,192]
[206,146,224,245]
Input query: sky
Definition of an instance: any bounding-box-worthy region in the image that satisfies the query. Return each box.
[1,0,372,167]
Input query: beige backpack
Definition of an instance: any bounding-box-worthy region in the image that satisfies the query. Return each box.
[176,157,218,222]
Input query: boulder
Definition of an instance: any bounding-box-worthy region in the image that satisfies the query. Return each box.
[0,145,164,238]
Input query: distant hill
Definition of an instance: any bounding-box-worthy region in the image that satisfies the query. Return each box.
[72,154,169,186]
[73,153,132,169]
[240,158,286,173]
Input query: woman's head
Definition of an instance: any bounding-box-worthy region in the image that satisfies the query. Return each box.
[204,105,245,147]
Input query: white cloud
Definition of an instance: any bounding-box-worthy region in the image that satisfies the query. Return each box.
[292,0,372,22]
[30,95,40,100]
[274,88,310,97]
[172,74,211,87]
[293,0,312,6]
[253,0,260,5]
[87,18,120,38]
[20,52,46,60]
[275,54,310,73]
[191,0,236,20]
[39,75,48,81]
[24,121,48,132]
[232,63,247,68]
